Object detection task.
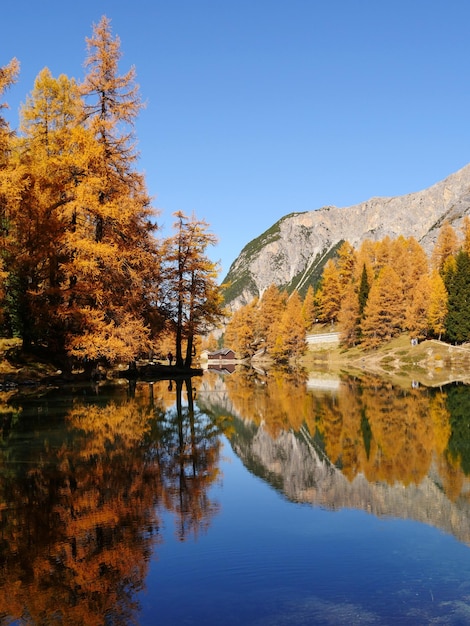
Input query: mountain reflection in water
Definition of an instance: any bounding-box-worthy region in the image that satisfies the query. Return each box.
[198,368,470,546]
[1,368,470,624]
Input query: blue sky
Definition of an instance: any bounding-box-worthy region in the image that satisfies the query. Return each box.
[3,1,470,277]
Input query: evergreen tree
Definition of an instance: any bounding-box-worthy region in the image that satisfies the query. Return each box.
[444,250,470,343]
[357,263,370,315]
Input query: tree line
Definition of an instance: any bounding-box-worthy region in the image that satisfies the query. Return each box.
[0,16,224,371]
[223,219,470,359]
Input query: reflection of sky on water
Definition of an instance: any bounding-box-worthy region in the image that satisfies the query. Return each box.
[141,438,470,626]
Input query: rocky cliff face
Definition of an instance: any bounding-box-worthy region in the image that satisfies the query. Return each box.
[223,162,470,309]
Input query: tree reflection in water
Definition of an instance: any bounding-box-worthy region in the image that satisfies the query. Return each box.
[0,377,226,624]
[199,368,470,544]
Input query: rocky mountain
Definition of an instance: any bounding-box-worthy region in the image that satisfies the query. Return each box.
[222,162,470,309]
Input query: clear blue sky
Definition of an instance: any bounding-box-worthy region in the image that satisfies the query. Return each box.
[3,1,470,277]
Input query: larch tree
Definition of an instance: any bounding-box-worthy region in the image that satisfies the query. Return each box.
[338,283,360,347]
[462,216,470,256]
[271,290,306,362]
[62,16,159,364]
[336,240,356,296]
[428,269,448,340]
[361,265,405,348]
[0,58,20,331]
[256,284,287,352]
[317,258,341,324]
[301,284,316,330]
[432,221,459,272]
[161,212,224,368]
[6,68,88,351]
[224,299,258,359]
[405,273,431,340]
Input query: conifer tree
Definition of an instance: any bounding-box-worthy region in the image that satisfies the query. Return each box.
[61,16,159,364]
[256,284,287,351]
[0,58,20,331]
[405,273,431,340]
[357,263,370,315]
[6,68,87,350]
[271,291,306,362]
[336,240,356,295]
[462,216,470,256]
[361,266,405,348]
[428,269,448,340]
[444,250,470,343]
[301,285,316,329]
[432,221,459,272]
[316,259,341,324]
[338,284,360,347]
[224,299,258,359]
[161,212,224,368]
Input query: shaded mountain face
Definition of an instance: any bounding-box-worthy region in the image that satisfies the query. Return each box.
[222,163,470,309]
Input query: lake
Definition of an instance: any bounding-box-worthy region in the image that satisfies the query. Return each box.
[1,368,470,625]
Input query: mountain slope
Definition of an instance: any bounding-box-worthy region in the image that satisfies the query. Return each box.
[222,162,470,308]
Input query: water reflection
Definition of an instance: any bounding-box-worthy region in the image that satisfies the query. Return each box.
[198,368,470,545]
[0,378,227,624]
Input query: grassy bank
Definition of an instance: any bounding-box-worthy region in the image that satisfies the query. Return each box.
[302,333,470,387]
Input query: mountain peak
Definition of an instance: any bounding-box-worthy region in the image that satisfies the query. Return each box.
[222,163,470,309]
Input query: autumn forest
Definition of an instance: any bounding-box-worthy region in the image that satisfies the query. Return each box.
[0,16,224,372]
[224,219,470,361]
[2,16,470,376]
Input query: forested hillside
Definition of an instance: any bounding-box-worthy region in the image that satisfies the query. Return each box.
[224,222,470,361]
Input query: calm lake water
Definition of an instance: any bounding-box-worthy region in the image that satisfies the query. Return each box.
[1,368,470,625]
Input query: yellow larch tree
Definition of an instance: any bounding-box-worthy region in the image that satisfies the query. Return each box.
[427,268,448,339]
[255,284,287,352]
[6,68,89,351]
[316,258,341,324]
[271,290,306,362]
[62,16,159,364]
[224,299,258,358]
[336,240,357,295]
[301,284,316,330]
[432,221,459,272]
[361,265,405,348]
[338,283,360,347]
[160,212,224,368]
[0,58,20,330]
[405,273,431,340]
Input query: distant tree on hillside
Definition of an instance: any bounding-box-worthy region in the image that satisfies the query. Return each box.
[432,221,459,272]
[444,250,470,343]
[361,266,405,348]
[428,269,448,340]
[271,291,306,362]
